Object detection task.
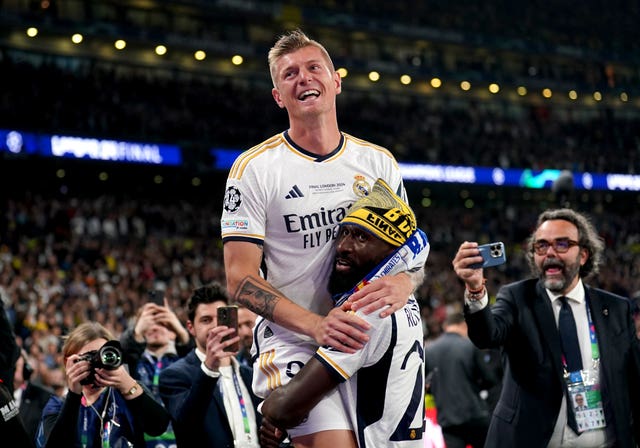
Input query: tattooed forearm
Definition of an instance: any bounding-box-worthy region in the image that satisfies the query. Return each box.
[235,275,281,321]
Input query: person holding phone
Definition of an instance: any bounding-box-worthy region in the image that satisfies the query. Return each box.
[159,282,269,448]
[452,208,640,447]
[120,294,192,448]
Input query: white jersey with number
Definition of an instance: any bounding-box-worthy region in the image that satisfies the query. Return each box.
[221,130,406,322]
[315,298,425,447]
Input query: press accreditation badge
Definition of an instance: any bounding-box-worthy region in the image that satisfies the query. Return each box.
[566,371,606,432]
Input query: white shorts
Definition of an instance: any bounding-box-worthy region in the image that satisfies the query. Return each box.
[252,317,352,437]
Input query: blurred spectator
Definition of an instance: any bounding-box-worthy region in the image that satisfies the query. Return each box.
[1,295,36,446]
[13,350,55,444]
[42,368,67,398]
[478,348,504,413]
[425,312,498,448]
[120,298,192,448]
[632,293,640,339]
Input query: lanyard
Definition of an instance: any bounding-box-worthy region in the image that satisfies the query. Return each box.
[230,369,251,436]
[584,296,599,361]
[153,358,162,389]
[142,352,163,394]
[144,354,175,444]
[81,388,112,448]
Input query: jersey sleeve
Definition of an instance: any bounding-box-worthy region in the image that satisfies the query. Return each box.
[221,158,267,244]
[314,310,391,382]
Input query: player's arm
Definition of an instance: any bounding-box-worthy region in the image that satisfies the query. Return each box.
[348,265,425,317]
[260,356,337,429]
[224,240,371,352]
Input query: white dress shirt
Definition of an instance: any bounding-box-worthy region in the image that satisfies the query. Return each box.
[195,349,260,447]
[546,279,608,448]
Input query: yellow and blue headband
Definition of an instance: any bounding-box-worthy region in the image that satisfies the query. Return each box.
[341,178,416,247]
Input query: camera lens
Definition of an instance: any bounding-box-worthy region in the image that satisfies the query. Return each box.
[99,346,123,369]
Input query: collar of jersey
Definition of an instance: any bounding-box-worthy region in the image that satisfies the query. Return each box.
[283,130,345,162]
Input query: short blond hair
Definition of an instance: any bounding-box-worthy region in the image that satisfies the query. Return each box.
[268,29,335,87]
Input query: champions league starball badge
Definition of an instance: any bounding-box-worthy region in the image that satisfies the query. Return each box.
[223,186,242,213]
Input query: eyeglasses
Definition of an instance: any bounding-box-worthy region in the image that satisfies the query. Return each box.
[532,238,580,255]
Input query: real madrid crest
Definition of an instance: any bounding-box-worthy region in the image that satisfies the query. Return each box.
[223,186,242,213]
[352,175,371,197]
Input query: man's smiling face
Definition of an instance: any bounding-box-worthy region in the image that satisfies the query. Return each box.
[532,219,587,294]
[271,45,341,119]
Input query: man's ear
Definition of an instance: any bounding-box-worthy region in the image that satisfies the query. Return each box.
[334,71,342,95]
[186,321,196,337]
[272,88,285,109]
[579,247,589,266]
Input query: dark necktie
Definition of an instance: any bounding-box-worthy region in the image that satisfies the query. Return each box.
[558,296,582,434]
[558,296,583,372]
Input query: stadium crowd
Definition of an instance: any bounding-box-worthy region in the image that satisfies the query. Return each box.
[2,190,639,396]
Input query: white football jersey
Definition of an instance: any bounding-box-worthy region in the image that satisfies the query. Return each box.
[221,131,406,321]
[315,298,425,447]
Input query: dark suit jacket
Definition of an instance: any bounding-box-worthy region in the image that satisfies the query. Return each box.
[159,350,262,448]
[19,381,54,442]
[465,279,640,447]
[425,332,497,428]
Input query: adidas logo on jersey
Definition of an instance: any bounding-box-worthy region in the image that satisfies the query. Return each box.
[285,185,304,199]
[263,326,274,338]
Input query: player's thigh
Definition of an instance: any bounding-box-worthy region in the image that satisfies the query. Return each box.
[286,388,351,439]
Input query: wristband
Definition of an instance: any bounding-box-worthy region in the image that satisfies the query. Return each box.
[466,278,486,294]
[464,287,486,301]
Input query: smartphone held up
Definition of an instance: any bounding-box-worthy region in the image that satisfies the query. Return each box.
[469,242,507,269]
[217,305,239,352]
[147,289,165,306]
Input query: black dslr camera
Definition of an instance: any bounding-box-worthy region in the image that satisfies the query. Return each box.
[76,340,124,385]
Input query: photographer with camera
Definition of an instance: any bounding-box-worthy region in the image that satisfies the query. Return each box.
[36,322,170,448]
